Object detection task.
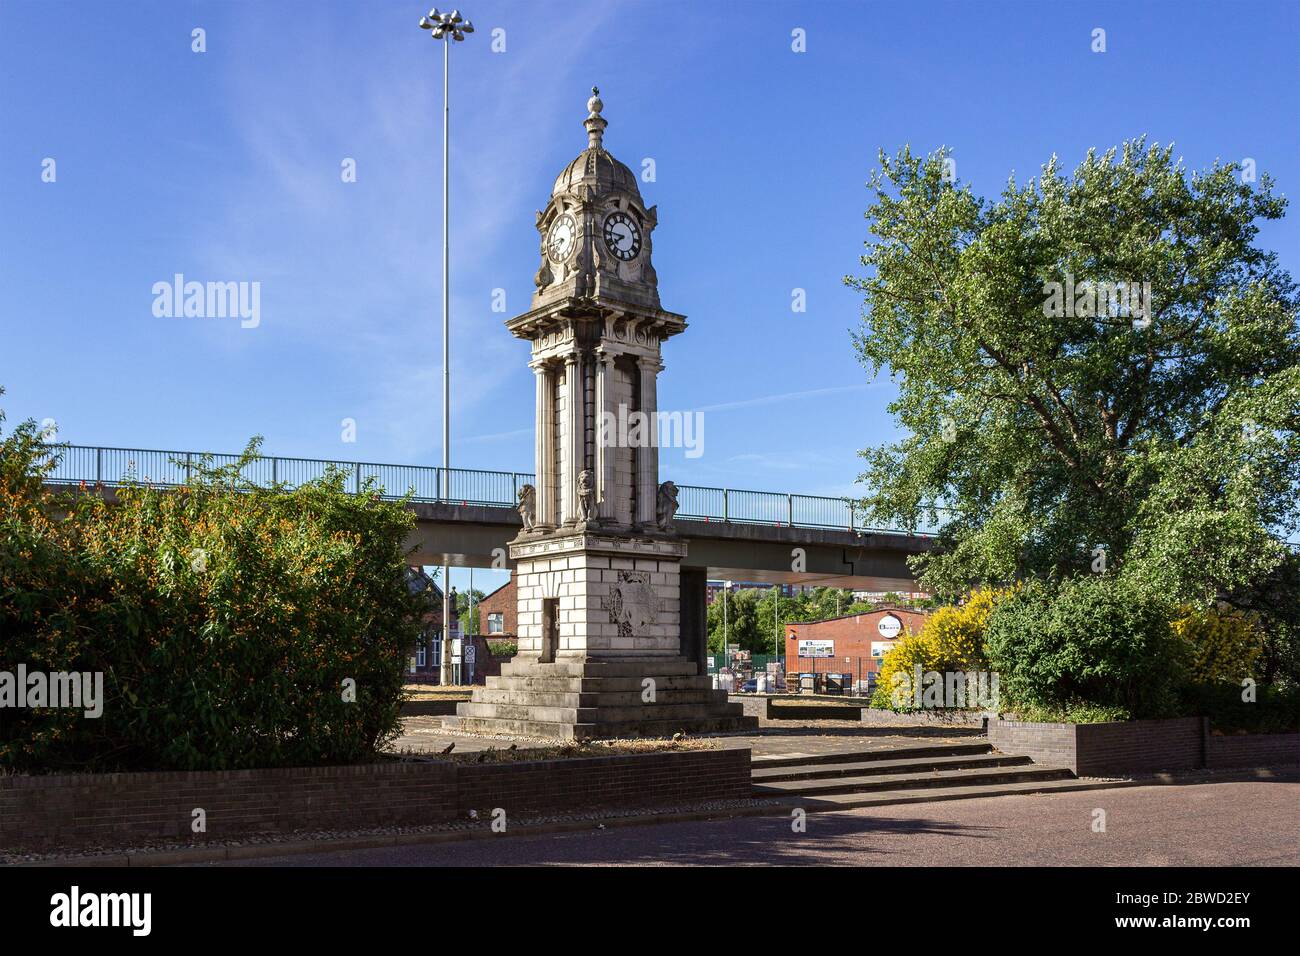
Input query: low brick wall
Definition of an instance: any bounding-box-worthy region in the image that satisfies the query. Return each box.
[990,718,1299,776]
[1207,732,1300,769]
[989,717,1204,776]
[0,747,751,853]
[456,747,751,813]
[768,702,864,721]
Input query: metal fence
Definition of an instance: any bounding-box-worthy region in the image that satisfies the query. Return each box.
[670,483,938,533]
[708,654,882,697]
[783,656,881,697]
[37,443,941,535]
[40,444,536,509]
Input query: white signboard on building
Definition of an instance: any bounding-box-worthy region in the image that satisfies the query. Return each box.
[797,639,835,658]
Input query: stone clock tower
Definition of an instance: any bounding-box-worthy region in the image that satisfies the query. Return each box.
[449,90,754,740]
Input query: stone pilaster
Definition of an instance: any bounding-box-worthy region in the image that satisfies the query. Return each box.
[532,360,556,528]
[563,351,582,524]
[636,354,661,527]
[594,348,615,520]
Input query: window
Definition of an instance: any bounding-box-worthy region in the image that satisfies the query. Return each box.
[488,612,504,634]
[416,644,426,667]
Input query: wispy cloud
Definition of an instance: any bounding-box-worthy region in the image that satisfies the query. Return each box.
[696,383,876,414]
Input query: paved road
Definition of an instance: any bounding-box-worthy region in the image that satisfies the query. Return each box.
[210,779,1299,867]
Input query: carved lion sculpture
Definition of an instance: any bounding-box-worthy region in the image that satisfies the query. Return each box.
[576,469,597,522]
[517,483,536,531]
[656,480,679,531]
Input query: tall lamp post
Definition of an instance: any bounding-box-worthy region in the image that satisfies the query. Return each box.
[418,7,473,686]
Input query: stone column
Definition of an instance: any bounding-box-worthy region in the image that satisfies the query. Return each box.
[636,354,661,527]
[564,351,582,524]
[532,360,556,528]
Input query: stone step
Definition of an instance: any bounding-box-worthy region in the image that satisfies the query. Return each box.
[457,701,581,723]
[457,700,742,723]
[751,764,1074,797]
[443,713,758,741]
[499,658,701,679]
[751,752,1032,783]
[789,776,1127,810]
[441,716,583,740]
[473,689,598,708]
[750,742,992,770]
[485,675,713,693]
[475,687,721,708]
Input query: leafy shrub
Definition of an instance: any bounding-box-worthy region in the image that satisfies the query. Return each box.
[1171,605,1265,685]
[1178,682,1300,734]
[1,417,423,772]
[486,640,517,657]
[872,588,999,710]
[984,574,1185,719]
[1010,702,1132,724]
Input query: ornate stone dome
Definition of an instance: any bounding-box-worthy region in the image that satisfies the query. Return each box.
[550,87,642,200]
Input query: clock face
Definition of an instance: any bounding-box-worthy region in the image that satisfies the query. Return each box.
[602,211,642,261]
[546,214,576,263]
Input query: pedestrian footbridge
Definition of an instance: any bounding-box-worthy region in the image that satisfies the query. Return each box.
[44,444,942,675]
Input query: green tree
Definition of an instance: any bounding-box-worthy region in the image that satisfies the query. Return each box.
[845,140,1300,606]
[457,587,486,635]
[707,588,763,654]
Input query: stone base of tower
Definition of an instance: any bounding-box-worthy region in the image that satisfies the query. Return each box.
[444,657,758,741]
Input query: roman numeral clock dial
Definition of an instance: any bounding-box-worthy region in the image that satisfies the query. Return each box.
[546,213,576,263]
[602,211,641,261]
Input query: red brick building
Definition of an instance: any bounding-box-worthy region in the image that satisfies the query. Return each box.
[784,606,931,685]
[475,578,517,639]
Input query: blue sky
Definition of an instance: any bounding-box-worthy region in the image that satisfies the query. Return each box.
[2,0,1297,593]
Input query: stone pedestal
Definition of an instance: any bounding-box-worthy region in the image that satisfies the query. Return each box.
[448,530,756,739]
[512,531,684,659]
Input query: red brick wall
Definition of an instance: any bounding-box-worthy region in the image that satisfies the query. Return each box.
[477,578,517,638]
[0,747,752,852]
[784,608,930,673]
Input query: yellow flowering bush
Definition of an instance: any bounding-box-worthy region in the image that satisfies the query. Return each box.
[1172,605,1264,685]
[872,587,1001,709]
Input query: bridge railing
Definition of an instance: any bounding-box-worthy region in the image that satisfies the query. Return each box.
[37,444,939,535]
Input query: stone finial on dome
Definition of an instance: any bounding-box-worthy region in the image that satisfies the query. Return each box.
[584,85,607,150]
